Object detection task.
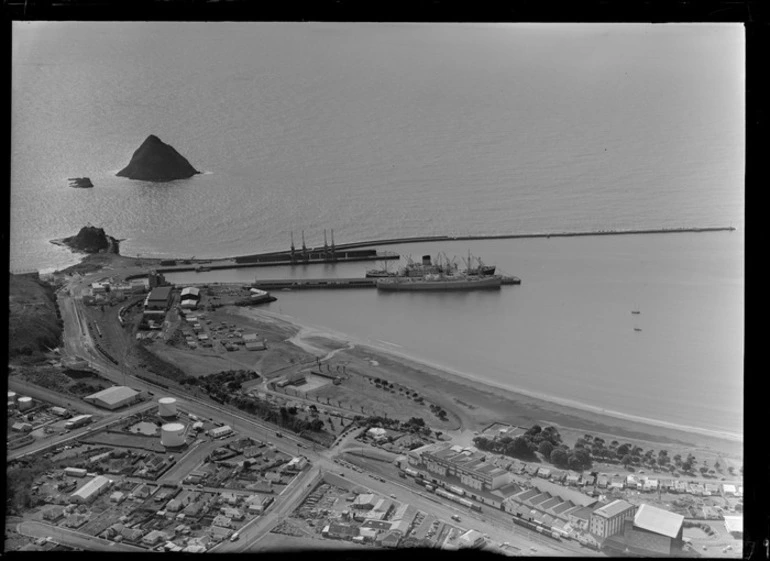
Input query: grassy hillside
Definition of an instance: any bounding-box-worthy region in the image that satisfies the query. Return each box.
[8,273,62,359]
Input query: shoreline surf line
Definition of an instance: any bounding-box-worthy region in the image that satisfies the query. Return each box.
[236,307,742,444]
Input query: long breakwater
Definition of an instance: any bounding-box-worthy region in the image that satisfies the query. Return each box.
[330,226,736,250]
[148,226,734,274]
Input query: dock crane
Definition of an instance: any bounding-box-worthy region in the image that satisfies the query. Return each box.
[301,230,309,263]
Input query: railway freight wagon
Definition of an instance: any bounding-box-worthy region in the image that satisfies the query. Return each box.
[435,488,482,512]
[511,516,561,540]
[447,485,466,497]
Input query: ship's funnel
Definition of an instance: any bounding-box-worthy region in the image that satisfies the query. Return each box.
[422,255,432,266]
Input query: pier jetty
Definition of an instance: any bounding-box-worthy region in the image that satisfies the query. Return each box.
[249,275,520,291]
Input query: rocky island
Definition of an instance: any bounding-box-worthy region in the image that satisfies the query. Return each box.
[67,177,94,188]
[53,225,121,255]
[117,134,200,182]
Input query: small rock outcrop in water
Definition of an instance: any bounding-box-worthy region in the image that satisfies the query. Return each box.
[117,134,200,182]
[58,225,120,254]
[68,177,94,188]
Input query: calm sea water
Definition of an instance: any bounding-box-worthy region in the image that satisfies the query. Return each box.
[11,23,744,436]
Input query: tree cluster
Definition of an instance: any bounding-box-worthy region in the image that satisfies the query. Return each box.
[224,393,326,435]
[181,369,259,401]
[474,425,564,462]
[429,404,448,421]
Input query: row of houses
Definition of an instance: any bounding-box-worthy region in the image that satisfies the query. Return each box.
[490,452,742,499]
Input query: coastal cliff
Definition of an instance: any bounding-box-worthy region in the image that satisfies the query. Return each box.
[8,273,62,358]
[55,225,121,255]
[117,134,200,182]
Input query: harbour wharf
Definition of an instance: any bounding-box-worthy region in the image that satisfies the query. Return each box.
[155,250,399,274]
[250,275,520,290]
[252,277,377,290]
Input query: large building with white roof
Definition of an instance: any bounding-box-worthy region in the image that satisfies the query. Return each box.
[84,386,140,410]
[70,475,113,504]
[604,503,685,556]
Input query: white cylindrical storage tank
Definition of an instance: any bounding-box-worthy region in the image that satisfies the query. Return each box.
[8,391,17,402]
[158,397,177,417]
[17,396,33,411]
[161,422,186,447]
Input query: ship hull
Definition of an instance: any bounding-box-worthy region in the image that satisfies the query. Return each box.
[376,276,502,291]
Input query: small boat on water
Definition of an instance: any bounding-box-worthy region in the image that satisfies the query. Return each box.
[631,310,640,315]
[634,327,642,332]
[365,261,399,278]
[376,273,502,291]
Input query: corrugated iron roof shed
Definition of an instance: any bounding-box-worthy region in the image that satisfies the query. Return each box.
[633,504,684,538]
[85,386,138,405]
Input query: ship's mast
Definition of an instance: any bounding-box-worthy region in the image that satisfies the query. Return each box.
[290,231,296,264]
[301,230,309,263]
[330,229,337,261]
[323,229,329,259]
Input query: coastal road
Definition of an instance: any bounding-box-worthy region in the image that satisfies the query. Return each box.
[16,521,145,552]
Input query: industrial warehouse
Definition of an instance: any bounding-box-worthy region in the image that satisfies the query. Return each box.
[84,386,141,410]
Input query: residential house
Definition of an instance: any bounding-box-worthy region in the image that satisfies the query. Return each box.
[212,515,232,529]
[120,527,145,542]
[352,493,378,510]
[210,526,232,541]
[596,474,609,489]
[358,527,379,542]
[166,498,183,512]
[379,530,402,548]
[323,522,359,541]
[43,505,66,521]
[220,507,244,521]
[142,530,168,546]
